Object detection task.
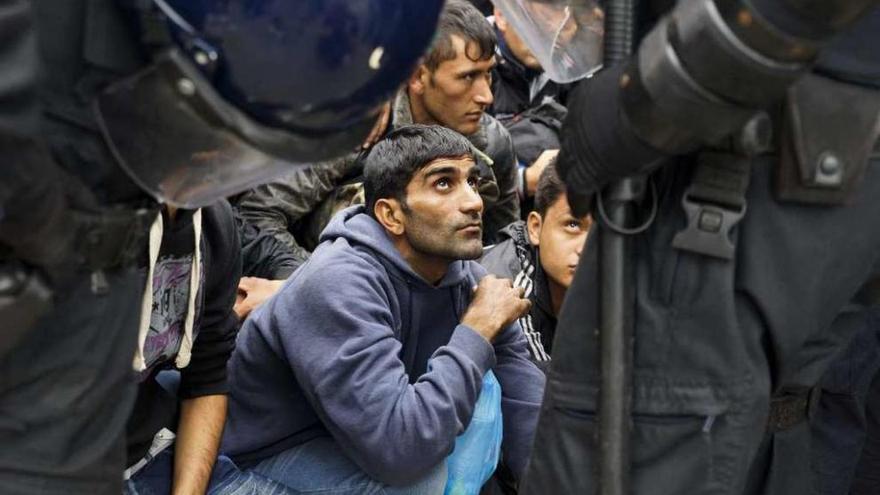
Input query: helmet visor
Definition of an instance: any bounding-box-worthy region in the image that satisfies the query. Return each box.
[492,0,604,83]
[94,50,375,208]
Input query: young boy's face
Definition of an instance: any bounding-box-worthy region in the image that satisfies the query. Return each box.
[527,193,591,290]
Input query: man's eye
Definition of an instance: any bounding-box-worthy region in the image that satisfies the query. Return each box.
[566,220,581,230]
[467,177,481,189]
[435,178,451,189]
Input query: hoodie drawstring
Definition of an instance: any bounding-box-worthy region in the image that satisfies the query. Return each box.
[133,209,202,372]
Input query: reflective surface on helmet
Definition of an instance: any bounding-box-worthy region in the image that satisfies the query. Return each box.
[491,0,604,83]
[161,0,445,132]
[95,50,374,208]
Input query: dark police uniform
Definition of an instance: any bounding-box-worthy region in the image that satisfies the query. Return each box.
[0,1,155,493]
[521,4,880,494]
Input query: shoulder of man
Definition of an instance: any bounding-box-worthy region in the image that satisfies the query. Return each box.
[287,236,391,303]
[478,222,527,280]
[479,112,516,160]
[236,152,360,209]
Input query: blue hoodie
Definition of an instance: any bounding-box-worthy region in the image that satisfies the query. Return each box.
[222,206,545,485]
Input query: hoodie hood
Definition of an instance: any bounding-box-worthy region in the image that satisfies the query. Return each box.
[320,205,473,290]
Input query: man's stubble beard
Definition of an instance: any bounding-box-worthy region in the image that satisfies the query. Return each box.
[404,207,483,262]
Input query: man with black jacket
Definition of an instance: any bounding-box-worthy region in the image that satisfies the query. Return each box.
[238,0,521,252]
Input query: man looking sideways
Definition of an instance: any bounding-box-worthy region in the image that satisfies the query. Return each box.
[392,0,521,242]
[221,125,545,493]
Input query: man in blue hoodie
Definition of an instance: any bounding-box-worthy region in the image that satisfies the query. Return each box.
[222,124,545,493]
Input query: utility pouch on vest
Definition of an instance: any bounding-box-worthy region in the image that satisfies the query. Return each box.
[71,206,157,273]
[0,260,52,359]
[776,72,880,206]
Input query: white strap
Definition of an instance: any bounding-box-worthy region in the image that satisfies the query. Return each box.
[132,209,203,372]
[133,211,164,372]
[175,208,202,369]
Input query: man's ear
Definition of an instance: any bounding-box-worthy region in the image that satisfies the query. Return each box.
[527,211,542,247]
[408,65,429,95]
[374,198,406,236]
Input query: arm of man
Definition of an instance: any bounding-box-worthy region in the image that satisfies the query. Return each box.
[235,209,302,279]
[172,395,227,495]
[236,153,359,257]
[468,264,546,480]
[276,255,496,486]
[175,202,243,493]
[483,125,522,243]
[0,0,98,354]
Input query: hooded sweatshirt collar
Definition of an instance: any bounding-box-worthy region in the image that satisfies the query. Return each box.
[320,205,472,289]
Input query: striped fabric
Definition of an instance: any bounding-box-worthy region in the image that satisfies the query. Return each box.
[512,245,551,363]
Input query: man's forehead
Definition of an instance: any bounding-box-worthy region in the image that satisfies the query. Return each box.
[417,156,476,175]
[439,35,496,70]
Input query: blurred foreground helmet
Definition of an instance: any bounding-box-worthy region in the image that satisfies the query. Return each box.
[490,0,604,82]
[97,0,443,207]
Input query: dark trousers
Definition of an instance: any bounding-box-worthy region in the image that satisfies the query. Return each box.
[0,269,142,494]
[812,308,880,495]
[851,370,880,494]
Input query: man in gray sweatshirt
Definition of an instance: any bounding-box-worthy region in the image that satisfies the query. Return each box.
[222,125,545,493]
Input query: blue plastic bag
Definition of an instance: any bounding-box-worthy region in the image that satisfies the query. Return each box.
[444,370,503,495]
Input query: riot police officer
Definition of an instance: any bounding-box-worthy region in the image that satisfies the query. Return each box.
[491,0,880,493]
[0,1,442,493]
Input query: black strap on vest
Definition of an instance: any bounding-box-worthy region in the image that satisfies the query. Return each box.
[672,152,752,260]
[767,386,821,433]
[70,206,157,272]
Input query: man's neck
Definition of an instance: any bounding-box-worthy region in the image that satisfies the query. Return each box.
[547,278,566,317]
[391,234,449,285]
[406,89,439,127]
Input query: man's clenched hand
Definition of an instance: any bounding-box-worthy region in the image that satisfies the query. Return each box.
[462,275,531,343]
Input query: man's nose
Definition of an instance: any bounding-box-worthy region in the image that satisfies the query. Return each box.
[460,184,484,215]
[473,77,493,107]
[575,234,587,256]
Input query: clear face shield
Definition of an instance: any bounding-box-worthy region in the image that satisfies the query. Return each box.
[94,50,376,208]
[491,0,604,83]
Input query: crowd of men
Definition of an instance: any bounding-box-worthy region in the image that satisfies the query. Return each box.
[3,0,879,494]
[116,1,587,492]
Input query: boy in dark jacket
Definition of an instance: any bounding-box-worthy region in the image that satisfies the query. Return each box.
[480,164,591,367]
[222,125,544,493]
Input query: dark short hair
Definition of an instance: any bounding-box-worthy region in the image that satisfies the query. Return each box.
[533,161,566,216]
[364,125,476,215]
[424,0,496,71]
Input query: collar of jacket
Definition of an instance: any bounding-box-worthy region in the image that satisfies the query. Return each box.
[501,221,556,318]
[392,90,490,151]
[494,25,543,83]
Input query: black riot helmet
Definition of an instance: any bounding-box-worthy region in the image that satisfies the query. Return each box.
[97,0,444,208]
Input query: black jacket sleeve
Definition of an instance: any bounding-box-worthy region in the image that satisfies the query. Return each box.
[482,116,521,244]
[179,200,242,399]
[235,153,360,261]
[235,208,302,279]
